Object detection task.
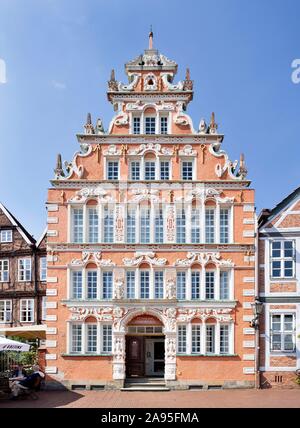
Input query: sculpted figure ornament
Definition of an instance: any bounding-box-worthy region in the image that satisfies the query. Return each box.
[95,118,105,134]
[113,337,125,361]
[114,279,125,300]
[165,338,176,361]
[199,118,207,134]
[166,279,176,299]
[164,308,177,332]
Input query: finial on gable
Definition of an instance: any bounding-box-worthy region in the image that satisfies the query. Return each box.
[54,154,65,178]
[84,113,95,134]
[209,112,218,134]
[238,153,248,178]
[149,25,153,49]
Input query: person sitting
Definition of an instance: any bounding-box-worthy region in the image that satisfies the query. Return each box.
[10,364,27,379]
[10,365,45,399]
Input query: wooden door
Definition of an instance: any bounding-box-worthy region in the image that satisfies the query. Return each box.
[126,336,145,377]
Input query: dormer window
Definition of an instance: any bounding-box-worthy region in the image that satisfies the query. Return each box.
[145,117,156,135]
[0,230,12,243]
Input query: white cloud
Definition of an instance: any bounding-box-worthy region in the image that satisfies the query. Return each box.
[52,80,66,89]
[0,59,7,84]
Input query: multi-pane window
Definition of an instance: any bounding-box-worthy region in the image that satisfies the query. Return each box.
[270,313,295,352]
[126,209,136,243]
[192,325,201,354]
[205,271,215,300]
[145,117,156,135]
[0,300,12,322]
[72,208,83,243]
[102,271,113,299]
[42,296,47,321]
[18,258,31,282]
[155,210,164,243]
[140,271,150,299]
[102,325,112,352]
[140,208,150,243]
[145,161,156,180]
[182,161,193,180]
[72,271,83,299]
[160,117,168,134]
[131,161,140,180]
[107,161,119,180]
[20,299,34,322]
[133,117,141,134]
[220,271,229,300]
[154,271,164,299]
[88,208,99,243]
[71,324,82,353]
[40,257,47,281]
[126,271,135,299]
[191,271,200,300]
[103,207,114,243]
[205,208,215,243]
[176,271,186,300]
[87,271,97,299]
[176,209,186,243]
[177,325,187,353]
[0,260,9,282]
[206,325,215,354]
[270,241,295,278]
[0,230,12,242]
[191,208,200,243]
[220,325,229,354]
[87,324,97,353]
[160,161,170,180]
[220,208,230,243]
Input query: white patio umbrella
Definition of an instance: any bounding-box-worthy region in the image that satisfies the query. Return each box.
[0,337,30,352]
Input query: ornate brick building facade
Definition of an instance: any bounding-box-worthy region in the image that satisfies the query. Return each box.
[258,188,300,388]
[45,33,256,390]
[0,203,47,333]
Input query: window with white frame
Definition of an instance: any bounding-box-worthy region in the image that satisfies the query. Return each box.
[220,325,230,354]
[205,271,215,300]
[191,324,201,354]
[191,207,200,243]
[71,271,83,299]
[220,208,230,244]
[270,240,295,278]
[160,161,170,180]
[191,271,200,300]
[107,161,119,180]
[205,208,215,243]
[71,324,82,353]
[126,271,135,298]
[176,271,186,299]
[87,271,97,299]
[0,300,12,322]
[206,325,215,354]
[102,325,112,352]
[177,325,187,353]
[103,207,114,243]
[131,161,140,180]
[176,208,186,243]
[102,271,113,299]
[270,313,295,352]
[154,209,164,243]
[87,324,97,353]
[18,258,31,282]
[126,208,136,243]
[140,271,150,299]
[0,230,12,242]
[0,260,9,282]
[41,296,47,321]
[154,271,164,299]
[20,299,34,322]
[40,257,47,281]
[145,117,156,135]
[88,208,99,243]
[181,161,193,180]
[160,116,168,134]
[72,208,84,243]
[133,117,141,135]
[140,207,150,243]
[144,160,156,180]
[220,271,230,300]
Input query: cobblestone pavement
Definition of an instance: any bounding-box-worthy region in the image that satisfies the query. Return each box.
[0,389,300,408]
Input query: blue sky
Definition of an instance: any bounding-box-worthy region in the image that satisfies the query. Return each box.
[0,0,299,239]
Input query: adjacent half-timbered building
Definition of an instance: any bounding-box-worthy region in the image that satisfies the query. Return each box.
[45,33,256,390]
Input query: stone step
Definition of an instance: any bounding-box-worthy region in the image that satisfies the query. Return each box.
[121,386,170,391]
[126,377,165,384]
[125,382,166,388]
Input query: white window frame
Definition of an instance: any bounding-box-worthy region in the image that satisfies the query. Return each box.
[0,230,12,242]
[0,259,9,282]
[18,258,32,282]
[270,240,295,279]
[0,299,12,323]
[106,159,119,180]
[40,256,47,281]
[181,159,194,180]
[20,299,34,323]
[270,312,296,353]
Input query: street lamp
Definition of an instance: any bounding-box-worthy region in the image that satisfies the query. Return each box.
[250,298,263,329]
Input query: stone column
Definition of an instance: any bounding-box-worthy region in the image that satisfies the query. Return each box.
[112,332,126,381]
[163,307,177,381]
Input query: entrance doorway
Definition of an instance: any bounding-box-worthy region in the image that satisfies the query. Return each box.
[125,336,165,378]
